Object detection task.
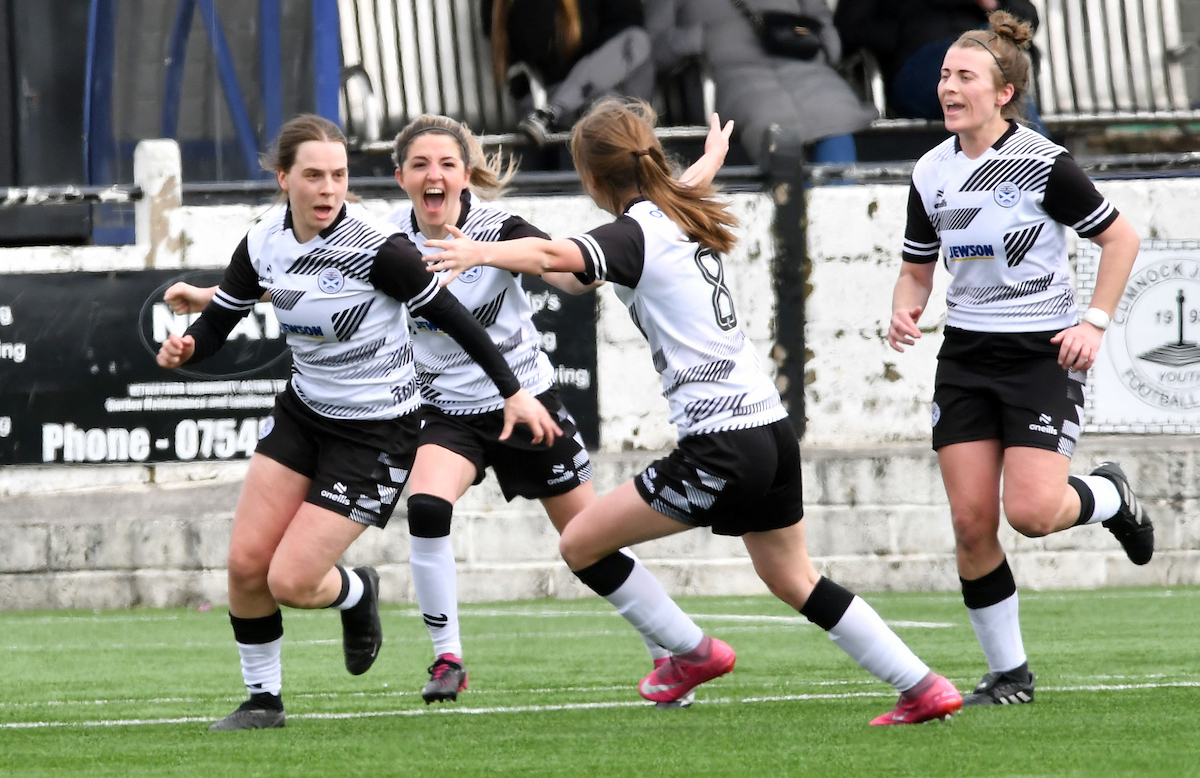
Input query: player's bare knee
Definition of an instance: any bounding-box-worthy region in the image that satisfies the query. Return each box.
[558,529,600,571]
[266,567,320,608]
[1007,510,1055,538]
[951,511,995,550]
[226,548,269,592]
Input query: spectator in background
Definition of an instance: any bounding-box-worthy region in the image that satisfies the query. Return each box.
[645,0,876,167]
[484,0,655,146]
[835,0,1042,126]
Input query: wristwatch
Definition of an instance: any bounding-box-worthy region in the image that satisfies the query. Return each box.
[1081,307,1111,331]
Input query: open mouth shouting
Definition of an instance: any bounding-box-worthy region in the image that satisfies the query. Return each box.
[424,187,446,213]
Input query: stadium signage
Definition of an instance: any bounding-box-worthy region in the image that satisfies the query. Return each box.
[0,270,290,465]
[0,269,599,465]
[1079,241,1200,432]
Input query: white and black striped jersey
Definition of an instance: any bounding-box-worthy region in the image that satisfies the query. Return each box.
[389,192,556,414]
[571,199,787,440]
[904,122,1119,333]
[186,203,519,421]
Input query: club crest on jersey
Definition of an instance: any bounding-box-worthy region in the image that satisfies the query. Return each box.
[457,267,483,283]
[994,182,1021,208]
[317,266,345,294]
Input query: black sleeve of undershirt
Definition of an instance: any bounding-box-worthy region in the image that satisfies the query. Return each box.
[183,237,263,364]
[901,180,940,264]
[498,214,550,241]
[569,216,646,286]
[369,233,452,301]
[369,234,521,398]
[417,288,521,398]
[1042,153,1119,238]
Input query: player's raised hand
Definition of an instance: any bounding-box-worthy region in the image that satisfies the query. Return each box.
[424,224,484,286]
[705,112,734,161]
[164,282,215,315]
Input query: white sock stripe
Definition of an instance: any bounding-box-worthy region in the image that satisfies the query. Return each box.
[333,568,365,611]
[1076,474,1122,523]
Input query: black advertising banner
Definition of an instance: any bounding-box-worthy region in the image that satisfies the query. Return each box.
[523,275,599,449]
[0,270,600,465]
[0,270,290,465]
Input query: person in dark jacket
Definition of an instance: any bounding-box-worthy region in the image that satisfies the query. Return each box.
[484,0,655,145]
[646,0,876,167]
[835,0,1040,122]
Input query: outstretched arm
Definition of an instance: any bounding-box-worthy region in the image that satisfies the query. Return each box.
[165,282,268,314]
[425,227,586,284]
[158,238,264,368]
[540,272,601,295]
[164,282,218,314]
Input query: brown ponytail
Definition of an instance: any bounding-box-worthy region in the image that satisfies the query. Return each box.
[953,10,1035,120]
[571,99,738,255]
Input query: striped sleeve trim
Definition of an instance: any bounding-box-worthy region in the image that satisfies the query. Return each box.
[405,276,441,313]
[570,234,606,281]
[212,288,259,312]
[903,238,941,263]
[1072,201,1117,238]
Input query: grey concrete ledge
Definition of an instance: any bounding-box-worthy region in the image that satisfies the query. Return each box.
[0,436,1195,610]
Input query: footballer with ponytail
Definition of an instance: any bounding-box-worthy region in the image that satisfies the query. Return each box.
[424,99,960,724]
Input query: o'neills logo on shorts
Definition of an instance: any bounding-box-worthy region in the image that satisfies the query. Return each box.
[321,482,351,505]
[1028,414,1057,435]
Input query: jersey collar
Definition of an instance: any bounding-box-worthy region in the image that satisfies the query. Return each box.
[623,196,647,213]
[953,119,1019,155]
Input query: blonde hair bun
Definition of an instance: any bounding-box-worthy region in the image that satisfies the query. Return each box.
[990,10,1033,50]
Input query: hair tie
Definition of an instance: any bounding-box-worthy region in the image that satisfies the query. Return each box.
[401,126,470,166]
[631,149,651,160]
[963,37,1009,82]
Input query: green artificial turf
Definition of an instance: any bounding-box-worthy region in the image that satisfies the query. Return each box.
[2,588,1197,777]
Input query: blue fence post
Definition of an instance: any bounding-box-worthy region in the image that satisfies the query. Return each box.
[195,0,263,178]
[161,0,198,139]
[260,0,283,144]
[83,0,116,187]
[84,0,134,244]
[312,0,341,125]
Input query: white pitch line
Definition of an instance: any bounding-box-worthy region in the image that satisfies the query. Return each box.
[0,614,957,652]
[0,614,182,626]
[4,680,1199,730]
[4,588,1196,627]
